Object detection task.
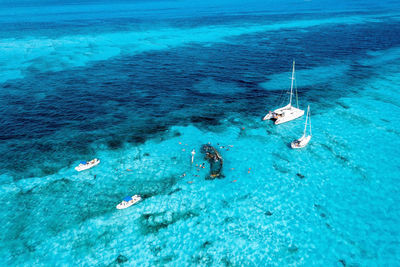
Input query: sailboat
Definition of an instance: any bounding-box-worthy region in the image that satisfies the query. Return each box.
[291,105,312,149]
[263,60,304,124]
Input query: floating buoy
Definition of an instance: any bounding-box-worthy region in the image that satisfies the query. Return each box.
[248,171,250,173]
[126,169,132,171]
[182,149,185,151]
[188,181,194,184]
[179,142,182,144]
[231,168,234,170]
[232,179,237,183]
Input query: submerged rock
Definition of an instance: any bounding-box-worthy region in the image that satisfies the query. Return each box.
[201,241,212,249]
[288,245,298,253]
[338,259,346,267]
[265,211,273,216]
[201,144,223,179]
[116,254,128,264]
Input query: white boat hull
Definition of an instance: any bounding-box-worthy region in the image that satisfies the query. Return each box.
[263,105,304,124]
[116,195,142,210]
[275,108,304,124]
[263,112,272,121]
[291,135,311,149]
[75,159,100,172]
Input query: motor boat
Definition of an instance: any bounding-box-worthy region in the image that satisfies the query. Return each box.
[75,158,100,172]
[116,195,142,210]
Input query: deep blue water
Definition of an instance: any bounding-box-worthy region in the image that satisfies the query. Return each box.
[1,1,400,266]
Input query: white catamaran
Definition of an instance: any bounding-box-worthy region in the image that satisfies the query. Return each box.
[291,105,312,149]
[263,60,304,124]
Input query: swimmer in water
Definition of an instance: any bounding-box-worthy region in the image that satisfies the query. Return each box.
[191,149,195,164]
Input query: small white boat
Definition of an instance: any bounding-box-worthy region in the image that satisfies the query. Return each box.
[263,60,304,124]
[116,195,142,210]
[74,158,100,172]
[291,105,312,149]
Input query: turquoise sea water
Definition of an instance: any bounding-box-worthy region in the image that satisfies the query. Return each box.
[1,1,400,265]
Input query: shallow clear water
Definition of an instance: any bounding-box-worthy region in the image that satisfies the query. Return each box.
[1,1,400,266]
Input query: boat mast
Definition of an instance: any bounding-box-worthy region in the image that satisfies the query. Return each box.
[303,105,309,136]
[289,60,295,106]
[309,106,312,136]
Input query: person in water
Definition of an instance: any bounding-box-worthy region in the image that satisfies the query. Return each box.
[191,149,195,164]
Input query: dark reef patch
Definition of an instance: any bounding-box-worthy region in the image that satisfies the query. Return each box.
[288,245,299,253]
[107,138,123,150]
[40,165,61,176]
[223,217,234,223]
[190,116,219,125]
[127,135,146,145]
[321,143,334,153]
[173,131,181,137]
[337,101,350,109]
[201,241,212,249]
[386,128,400,136]
[265,211,273,216]
[116,254,128,264]
[155,255,175,265]
[336,154,348,162]
[168,187,182,195]
[37,177,73,193]
[221,199,230,208]
[191,252,213,266]
[139,176,179,199]
[138,210,198,235]
[272,152,290,163]
[221,256,234,267]
[339,259,346,266]
[272,163,289,174]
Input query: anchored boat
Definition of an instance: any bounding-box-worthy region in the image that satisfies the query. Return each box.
[291,105,312,149]
[116,195,142,210]
[75,158,100,172]
[263,60,304,124]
